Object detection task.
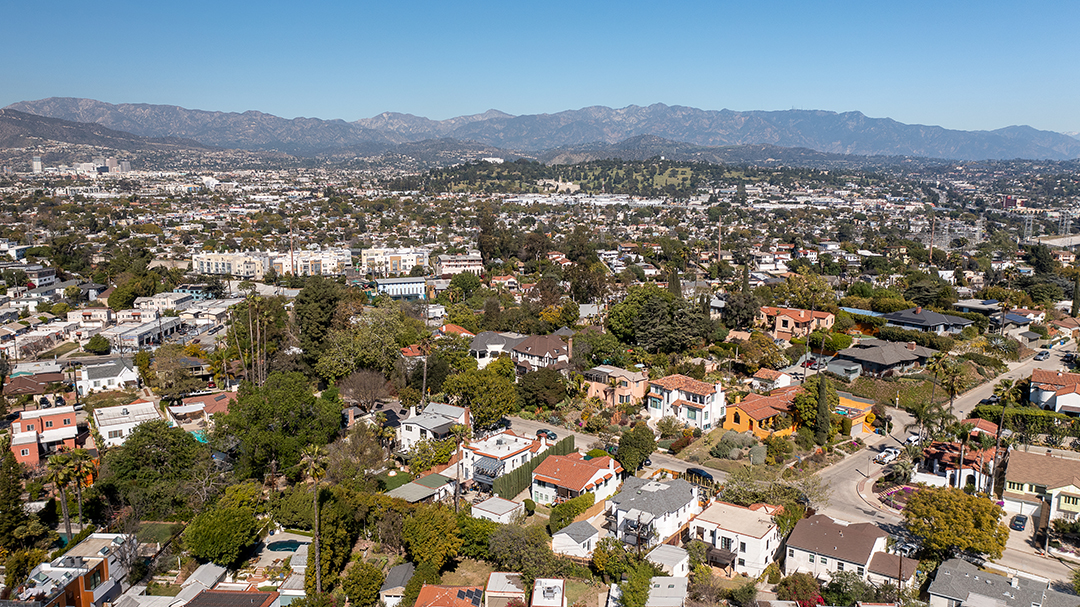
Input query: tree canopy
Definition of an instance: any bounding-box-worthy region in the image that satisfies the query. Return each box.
[902,486,1008,559]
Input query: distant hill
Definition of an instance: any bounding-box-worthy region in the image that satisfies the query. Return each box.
[0,108,209,151]
[8,98,1080,161]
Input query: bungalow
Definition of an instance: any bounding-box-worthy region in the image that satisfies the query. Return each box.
[689,501,783,577]
[913,441,997,492]
[828,339,936,380]
[380,563,416,607]
[785,515,916,584]
[607,477,700,549]
[757,307,835,341]
[645,374,725,431]
[531,453,622,505]
[552,521,601,558]
[1002,450,1080,521]
[584,365,649,408]
[928,558,1076,607]
[414,585,483,607]
[76,358,139,396]
[880,307,972,335]
[724,386,802,440]
[472,496,524,524]
[398,402,470,452]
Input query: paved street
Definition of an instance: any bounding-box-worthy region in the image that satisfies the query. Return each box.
[948,342,1075,420]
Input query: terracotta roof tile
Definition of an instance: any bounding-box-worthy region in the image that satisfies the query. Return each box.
[649,374,716,396]
[532,454,621,492]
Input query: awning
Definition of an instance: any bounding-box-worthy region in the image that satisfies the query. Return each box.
[168,404,205,415]
[707,547,737,566]
[473,456,505,477]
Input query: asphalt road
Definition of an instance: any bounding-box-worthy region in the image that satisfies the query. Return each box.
[507,415,711,478]
[948,342,1076,420]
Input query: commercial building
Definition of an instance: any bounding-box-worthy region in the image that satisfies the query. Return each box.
[193,252,272,280]
[361,247,430,276]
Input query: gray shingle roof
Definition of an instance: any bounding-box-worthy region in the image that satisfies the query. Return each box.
[882,307,972,329]
[610,477,695,518]
[556,520,599,544]
[84,358,135,381]
[927,558,1067,607]
[380,562,416,592]
[785,515,884,566]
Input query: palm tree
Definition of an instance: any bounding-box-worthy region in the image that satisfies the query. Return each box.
[935,358,969,415]
[925,353,947,406]
[450,424,470,512]
[904,399,948,444]
[47,454,73,540]
[67,449,93,526]
[300,444,326,593]
[952,422,976,489]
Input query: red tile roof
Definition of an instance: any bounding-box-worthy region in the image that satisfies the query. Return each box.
[753,368,785,381]
[760,307,834,322]
[650,374,716,396]
[1031,368,1080,389]
[415,585,483,607]
[532,454,621,491]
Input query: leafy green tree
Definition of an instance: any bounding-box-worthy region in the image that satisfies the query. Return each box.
[4,548,48,589]
[295,276,344,365]
[399,562,440,607]
[343,562,384,607]
[218,373,341,479]
[403,505,462,569]
[151,343,204,399]
[793,375,837,429]
[616,422,657,472]
[450,272,482,300]
[0,448,31,549]
[518,368,566,411]
[606,284,676,343]
[548,493,594,534]
[902,486,1007,559]
[84,334,111,355]
[487,524,566,586]
[184,505,258,566]
[776,573,822,607]
[442,367,518,430]
[815,374,831,445]
[457,514,499,560]
[315,305,406,381]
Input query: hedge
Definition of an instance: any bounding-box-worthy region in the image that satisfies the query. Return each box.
[971,405,1071,434]
[493,435,575,499]
[548,493,595,534]
[959,352,1006,370]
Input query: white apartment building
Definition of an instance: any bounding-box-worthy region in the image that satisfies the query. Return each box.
[67,308,114,330]
[271,248,353,276]
[193,252,271,280]
[435,251,483,276]
[93,400,163,447]
[645,374,725,431]
[361,247,430,276]
[134,292,194,313]
[690,502,783,577]
[607,477,700,549]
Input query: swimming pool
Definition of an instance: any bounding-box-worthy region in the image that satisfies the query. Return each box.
[267,539,308,552]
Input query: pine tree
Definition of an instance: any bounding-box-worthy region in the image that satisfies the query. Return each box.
[0,448,29,548]
[815,374,830,446]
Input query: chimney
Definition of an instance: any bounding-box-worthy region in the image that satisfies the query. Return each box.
[915,306,922,314]
[907,342,916,351]
[408,404,416,418]
[567,337,573,361]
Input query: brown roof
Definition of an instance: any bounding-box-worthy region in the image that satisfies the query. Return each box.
[181,391,237,416]
[1005,449,1080,491]
[186,591,279,607]
[786,515,885,566]
[532,453,620,491]
[650,374,716,396]
[753,368,784,381]
[867,552,919,581]
[922,441,996,472]
[1031,369,1080,390]
[415,585,483,607]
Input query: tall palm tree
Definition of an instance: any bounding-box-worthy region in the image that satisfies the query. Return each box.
[450,424,469,512]
[67,449,93,526]
[300,444,326,593]
[904,399,948,444]
[47,454,73,540]
[952,422,976,489]
[925,353,947,407]
[935,358,969,415]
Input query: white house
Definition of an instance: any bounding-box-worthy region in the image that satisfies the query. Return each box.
[471,496,525,524]
[92,400,164,447]
[461,430,547,489]
[645,374,725,431]
[552,521,601,558]
[690,501,783,577]
[783,515,914,583]
[607,477,700,549]
[1029,369,1080,414]
[469,331,527,369]
[397,402,469,452]
[531,453,622,505]
[76,358,139,396]
[750,368,793,392]
[646,544,690,577]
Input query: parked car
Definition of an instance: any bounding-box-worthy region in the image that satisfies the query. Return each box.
[1010,514,1028,531]
[801,359,816,368]
[904,434,922,446]
[536,429,557,441]
[685,467,714,482]
[1035,350,1051,361]
[979,395,1000,405]
[875,447,902,464]
[55,396,65,407]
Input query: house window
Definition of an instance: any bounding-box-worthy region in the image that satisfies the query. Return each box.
[704,410,709,420]
[821,557,828,565]
[45,421,53,428]
[837,562,844,571]
[788,548,794,558]
[809,555,815,563]
[857,567,864,576]
[650,398,661,409]
[26,424,34,431]
[20,449,28,456]
[740,542,746,552]
[687,409,697,421]
[733,412,741,424]
[108,430,122,439]
[721,537,732,551]
[1065,496,1080,506]
[63,418,70,425]
[738,558,745,566]
[1007,481,1023,492]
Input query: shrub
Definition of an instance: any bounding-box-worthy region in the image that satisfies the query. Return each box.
[523,499,535,515]
[748,445,767,465]
[840,417,852,436]
[586,449,609,459]
[548,493,594,534]
[669,435,694,454]
[764,436,794,462]
[959,352,1006,370]
[795,427,815,450]
[728,448,743,460]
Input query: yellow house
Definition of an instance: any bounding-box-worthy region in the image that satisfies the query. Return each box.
[837,392,876,433]
[724,386,803,440]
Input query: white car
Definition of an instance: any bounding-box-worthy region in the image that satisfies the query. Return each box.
[904,434,922,446]
[875,447,902,464]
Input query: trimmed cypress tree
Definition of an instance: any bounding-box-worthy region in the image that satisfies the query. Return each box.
[815,374,831,445]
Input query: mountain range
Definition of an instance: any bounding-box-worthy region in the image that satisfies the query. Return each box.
[6,97,1080,161]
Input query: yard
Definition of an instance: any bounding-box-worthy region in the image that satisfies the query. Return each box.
[440,558,495,587]
[565,579,606,607]
[82,389,141,413]
[137,522,183,545]
[376,470,411,492]
[36,342,79,359]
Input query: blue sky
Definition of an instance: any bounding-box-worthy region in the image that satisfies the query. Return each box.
[3,1,1077,132]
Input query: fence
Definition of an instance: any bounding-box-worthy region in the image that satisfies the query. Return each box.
[493,435,575,499]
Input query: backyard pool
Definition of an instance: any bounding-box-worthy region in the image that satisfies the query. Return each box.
[267,539,308,552]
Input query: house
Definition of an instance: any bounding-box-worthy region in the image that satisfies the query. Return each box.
[435,251,483,276]
[645,374,725,431]
[757,307,835,341]
[415,585,484,607]
[385,474,456,504]
[163,562,229,606]
[880,307,973,335]
[784,515,915,583]
[398,402,470,452]
[531,453,622,505]
[724,387,802,440]
[187,590,280,607]
[471,496,525,524]
[689,501,783,577]
[1002,449,1080,521]
[437,324,476,339]
[166,391,237,432]
[469,331,528,369]
[828,339,937,380]
[644,577,688,607]
[490,275,519,291]
[646,544,690,577]
[913,441,997,491]
[866,552,918,588]
[93,400,164,447]
[750,368,793,392]
[485,572,526,607]
[532,579,566,607]
[461,430,548,489]
[4,372,68,397]
[584,365,649,407]
[927,558,1077,607]
[511,334,570,374]
[607,477,700,549]
[836,392,876,434]
[552,521,601,558]
[380,563,416,607]
[10,406,79,467]
[68,307,114,330]
[1029,369,1080,414]
[76,358,139,396]
[7,533,137,607]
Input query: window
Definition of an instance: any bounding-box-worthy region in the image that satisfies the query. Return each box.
[108,430,122,439]
[733,412,741,424]
[788,548,794,558]
[740,542,746,552]
[650,397,661,410]
[63,418,71,425]
[837,562,844,571]
[1065,496,1080,507]
[704,410,709,420]
[738,558,745,566]
[26,424,34,431]
[20,449,28,456]
[45,421,53,428]
[1007,481,1023,492]
[687,409,697,421]
[721,537,732,551]
[821,557,828,565]
[809,555,815,563]
[857,567,864,576]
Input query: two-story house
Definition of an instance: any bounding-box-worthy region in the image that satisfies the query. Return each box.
[583,365,648,408]
[398,403,470,452]
[645,374,725,431]
[8,533,136,607]
[607,477,700,549]
[785,515,915,585]
[93,400,164,447]
[76,358,139,396]
[1003,449,1080,521]
[469,331,527,369]
[531,453,622,505]
[757,307,835,341]
[10,406,79,467]
[690,501,783,577]
[511,334,570,374]
[1029,369,1080,414]
[67,308,114,330]
[460,430,548,490]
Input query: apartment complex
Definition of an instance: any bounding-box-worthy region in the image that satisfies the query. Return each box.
[361,247,430,276]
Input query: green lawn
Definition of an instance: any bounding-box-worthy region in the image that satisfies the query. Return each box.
[146,583,182,597]
[377,471,412,492]
[137,522,182,544]
[37,342,79,358]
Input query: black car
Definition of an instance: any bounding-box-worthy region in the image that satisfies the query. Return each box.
[1010,514,1028,531]
[536,429,557,441]
[685,467,714,482]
